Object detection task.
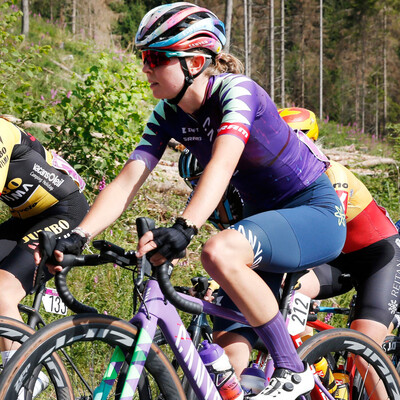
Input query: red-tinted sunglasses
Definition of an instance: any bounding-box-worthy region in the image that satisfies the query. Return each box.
[141,50,175,69]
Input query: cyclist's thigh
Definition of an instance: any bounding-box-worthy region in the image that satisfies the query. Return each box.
[0,192,89,293]
[312,263,354,299]
[231,174,346,272]
[231,207,345,272]
[338,234,400,327]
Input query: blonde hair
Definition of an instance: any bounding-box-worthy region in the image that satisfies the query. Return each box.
[205,52,244,76]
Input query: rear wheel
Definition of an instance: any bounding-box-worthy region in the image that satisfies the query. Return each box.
[298,328,400,400]
[0,314,186,399]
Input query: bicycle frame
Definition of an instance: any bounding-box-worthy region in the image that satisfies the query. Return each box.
[92,277,334,400]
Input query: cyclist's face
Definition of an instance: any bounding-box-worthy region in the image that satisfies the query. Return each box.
[142,57,185,100]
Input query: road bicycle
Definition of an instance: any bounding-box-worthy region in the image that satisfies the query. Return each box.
[0,217,399,400]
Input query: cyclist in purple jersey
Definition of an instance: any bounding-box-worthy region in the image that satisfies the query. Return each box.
[43,3,346,399]
[131,74,326,209]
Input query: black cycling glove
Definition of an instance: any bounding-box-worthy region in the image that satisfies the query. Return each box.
[54,232,88,256]
[151,217,198,261]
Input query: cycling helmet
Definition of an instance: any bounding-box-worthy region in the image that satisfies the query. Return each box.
[135,3,226,104]
[278,107,319,141]
[178,148,204,188]
[208,184,244,230]
[135,2,226,54]
[178,149,243,230]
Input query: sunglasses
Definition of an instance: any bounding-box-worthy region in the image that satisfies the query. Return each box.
[141,50,212,69]
[141,50,175,69]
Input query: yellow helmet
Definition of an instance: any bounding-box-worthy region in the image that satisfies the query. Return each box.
[278,107,319,141]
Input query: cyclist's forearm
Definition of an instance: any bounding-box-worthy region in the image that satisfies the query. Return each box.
[78,160,150,239]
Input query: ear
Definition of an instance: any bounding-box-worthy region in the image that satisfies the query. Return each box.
[187,54,207,75]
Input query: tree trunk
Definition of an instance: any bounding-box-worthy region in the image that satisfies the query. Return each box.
[244,0,249,75]
[71,0,77,35]
[319,0,323,120]
[21,0,29,36]
[280,0,285,108]
[270,0,275,101]
[248,0,252,76]
[383,5,387,135]
[224,0,233,53]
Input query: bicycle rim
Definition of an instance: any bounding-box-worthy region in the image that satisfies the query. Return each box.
[0,316,73,399]
[382,335,400,374]
[0,314,186,400]
[298,328,400,400]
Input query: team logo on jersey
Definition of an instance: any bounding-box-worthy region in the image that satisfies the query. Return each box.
[334,205,346,227]
[335,190,348,215]
[388,299,398,315]
[217,122,250,144]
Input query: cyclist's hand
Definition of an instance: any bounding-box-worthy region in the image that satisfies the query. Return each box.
[137,219,196,265]
[47,233,87,274]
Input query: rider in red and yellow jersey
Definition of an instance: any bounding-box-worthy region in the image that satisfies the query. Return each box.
[279,107,400,350]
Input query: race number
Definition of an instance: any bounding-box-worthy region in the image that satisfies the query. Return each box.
[287,292,311,336]
[42,287,68,315]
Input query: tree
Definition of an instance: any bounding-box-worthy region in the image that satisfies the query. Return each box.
[21,0,29,36]
[225,0,233,52]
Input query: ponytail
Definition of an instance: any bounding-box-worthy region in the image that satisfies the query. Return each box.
[206,52,244,76]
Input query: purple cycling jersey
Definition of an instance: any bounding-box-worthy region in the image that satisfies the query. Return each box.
[130,73,328,209]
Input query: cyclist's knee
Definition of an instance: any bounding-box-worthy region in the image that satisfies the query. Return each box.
[0,270,25,304]
[201,230,253,274]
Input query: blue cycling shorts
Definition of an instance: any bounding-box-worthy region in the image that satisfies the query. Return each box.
[213,173,346,344]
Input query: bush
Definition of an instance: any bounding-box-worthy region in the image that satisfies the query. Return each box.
[44,54,153,194]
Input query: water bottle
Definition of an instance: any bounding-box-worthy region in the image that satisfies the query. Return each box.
[314,357,337,394]
[199,340,244,400]
[240,363,266,395]
[333,371,349,400]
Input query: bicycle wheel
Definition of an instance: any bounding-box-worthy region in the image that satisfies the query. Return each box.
[382,335,400,374]
[0,314,186,400]
[0,316,73,399]
[298,328,400,400]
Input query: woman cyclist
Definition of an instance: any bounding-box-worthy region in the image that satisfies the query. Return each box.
[45,4,346,399]
[279,107,400,349]
[0,116,89,396]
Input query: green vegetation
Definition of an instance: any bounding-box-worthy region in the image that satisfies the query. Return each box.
[1,0,399,332]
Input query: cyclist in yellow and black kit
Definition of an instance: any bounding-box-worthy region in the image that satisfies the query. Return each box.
[279,107,400,348]
[0,116,89,373]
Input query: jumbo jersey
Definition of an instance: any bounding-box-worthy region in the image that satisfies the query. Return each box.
[326,160,397,253]
[130,73,328,209]
[0,118,83,219]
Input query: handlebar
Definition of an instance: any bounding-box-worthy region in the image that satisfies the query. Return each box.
[39,217,204,315]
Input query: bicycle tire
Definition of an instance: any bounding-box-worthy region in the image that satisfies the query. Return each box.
[0,314,186,400]
[297,328,400,400]
[383,335,400,375]
[0,316,73,400]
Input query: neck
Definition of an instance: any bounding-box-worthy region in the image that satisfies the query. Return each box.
[178,74,209,114]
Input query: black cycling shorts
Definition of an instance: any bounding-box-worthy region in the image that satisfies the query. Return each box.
[0,191,89,293]
[312,234,400,327]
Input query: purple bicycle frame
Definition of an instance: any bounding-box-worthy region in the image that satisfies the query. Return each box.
[126,278,332,400]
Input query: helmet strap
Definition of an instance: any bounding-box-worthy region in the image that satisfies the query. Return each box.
[168,56,212,105]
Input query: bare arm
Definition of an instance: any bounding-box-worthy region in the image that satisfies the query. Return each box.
[78,159,151,238]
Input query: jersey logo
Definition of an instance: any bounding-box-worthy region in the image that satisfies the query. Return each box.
[217,122,250,144]
[335,190,348,215]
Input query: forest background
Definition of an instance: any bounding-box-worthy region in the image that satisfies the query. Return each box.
[1,0,400,327]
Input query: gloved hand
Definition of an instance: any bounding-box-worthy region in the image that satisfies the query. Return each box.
[151,218,197,261]
[54,232,88,256]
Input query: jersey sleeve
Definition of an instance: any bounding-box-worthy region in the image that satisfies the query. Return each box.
[215,75,259,144]
[129,101,171,171]
[0,119,21,195]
